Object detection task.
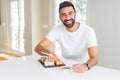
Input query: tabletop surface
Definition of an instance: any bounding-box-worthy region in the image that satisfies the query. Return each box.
[0,53,120,80]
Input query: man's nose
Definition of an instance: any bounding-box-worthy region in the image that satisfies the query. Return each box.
[66,14,71,20]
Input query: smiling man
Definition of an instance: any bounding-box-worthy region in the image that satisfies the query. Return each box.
[34,1,98,73]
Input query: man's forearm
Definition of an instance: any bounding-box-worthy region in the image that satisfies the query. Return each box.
[86,46,98,67]
[86,56,98,67]
[34,44,51,56]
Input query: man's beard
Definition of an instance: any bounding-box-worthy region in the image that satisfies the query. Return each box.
[62,18,75,28]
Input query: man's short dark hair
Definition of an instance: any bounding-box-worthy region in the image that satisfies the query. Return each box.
[59,1,76,13]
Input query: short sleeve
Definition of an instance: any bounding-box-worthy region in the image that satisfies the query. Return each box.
[46,26,60,43]
[86,28,98,48]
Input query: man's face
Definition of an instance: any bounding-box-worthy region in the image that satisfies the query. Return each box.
[59,6,76,28]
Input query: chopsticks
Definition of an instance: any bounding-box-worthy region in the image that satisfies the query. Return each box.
[41,51,54,57]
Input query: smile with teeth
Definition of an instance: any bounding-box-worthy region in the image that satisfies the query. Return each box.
[65,20,72,24]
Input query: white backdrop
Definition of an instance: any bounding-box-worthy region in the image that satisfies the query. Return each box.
[87,0,120,70]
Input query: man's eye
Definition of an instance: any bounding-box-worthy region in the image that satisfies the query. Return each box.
[61,14,66,17]
[69,12,73,15]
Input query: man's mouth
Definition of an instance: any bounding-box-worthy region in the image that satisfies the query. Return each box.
[65,19,72,24]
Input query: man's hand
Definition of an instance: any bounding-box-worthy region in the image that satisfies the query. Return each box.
[47,55,59,62]
[47,52,60,62]
[73,64,88,73]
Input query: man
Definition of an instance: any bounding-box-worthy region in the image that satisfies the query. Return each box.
[34,1,98,73]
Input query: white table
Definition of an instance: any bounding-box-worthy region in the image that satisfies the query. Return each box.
[0,53,120,80]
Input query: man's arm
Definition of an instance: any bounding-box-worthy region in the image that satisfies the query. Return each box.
[87,46,98,67]
[34,38,59,61]
[34,38,53,55]
[73,46,98,73]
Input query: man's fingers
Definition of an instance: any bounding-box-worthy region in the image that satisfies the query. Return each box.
[73,64,87,73]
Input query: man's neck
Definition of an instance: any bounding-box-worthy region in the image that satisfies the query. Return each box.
[66,22,80,32]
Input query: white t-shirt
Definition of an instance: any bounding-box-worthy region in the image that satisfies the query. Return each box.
[46,24,98,63]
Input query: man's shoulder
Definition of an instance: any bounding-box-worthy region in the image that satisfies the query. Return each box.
[80,24,95,34]
[52,24,64,30]
[50,24,65,33]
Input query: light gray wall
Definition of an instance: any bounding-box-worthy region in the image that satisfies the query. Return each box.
[87,0,120,70]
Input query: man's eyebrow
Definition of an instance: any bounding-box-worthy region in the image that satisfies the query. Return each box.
[60,10,73,14]
[69,11,73,13]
